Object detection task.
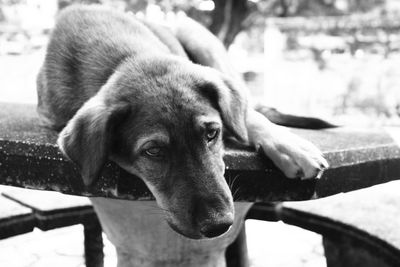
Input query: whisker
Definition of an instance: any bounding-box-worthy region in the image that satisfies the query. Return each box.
[231,175,240,190]
[159,208,172,214]
[227,175,233,190]
[232,187,241,201]
[146,212,168,217]
[228,174,241,195]
[143,205,173,216]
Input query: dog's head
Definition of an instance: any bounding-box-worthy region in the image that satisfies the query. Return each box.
[57,58,248,239]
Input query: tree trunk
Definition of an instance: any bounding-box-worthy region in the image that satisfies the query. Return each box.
[209,0,251,48]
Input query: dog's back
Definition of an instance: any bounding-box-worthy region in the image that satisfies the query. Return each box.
[37,5,179,129]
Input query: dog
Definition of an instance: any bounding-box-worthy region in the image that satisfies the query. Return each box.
[37,5,329,239]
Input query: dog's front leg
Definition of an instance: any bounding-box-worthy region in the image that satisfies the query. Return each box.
[247,109,329,179]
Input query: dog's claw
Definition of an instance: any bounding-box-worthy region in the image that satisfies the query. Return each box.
[320,158,329,169]
[296,169,304,179]
[315,168,325,179]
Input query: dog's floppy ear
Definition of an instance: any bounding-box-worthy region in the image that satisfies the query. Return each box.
[200,74,248,143]
[57,96,129,186]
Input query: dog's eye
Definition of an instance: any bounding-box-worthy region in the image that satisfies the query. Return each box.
[145,147,163,157]
[206,129,219,142]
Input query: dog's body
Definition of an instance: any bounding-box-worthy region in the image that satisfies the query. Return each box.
[37,5,328,239]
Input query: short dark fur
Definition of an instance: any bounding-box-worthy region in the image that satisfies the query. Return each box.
[38,6,174,129]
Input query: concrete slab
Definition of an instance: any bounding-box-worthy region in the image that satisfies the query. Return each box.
[1,103,399,201]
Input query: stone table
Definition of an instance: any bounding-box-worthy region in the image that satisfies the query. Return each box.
[1,102,400,267]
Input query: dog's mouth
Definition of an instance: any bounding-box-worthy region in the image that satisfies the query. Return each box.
[162,205,234,239]
[166,219,232,240]
[166,220,203,239]
[199,222,232,238]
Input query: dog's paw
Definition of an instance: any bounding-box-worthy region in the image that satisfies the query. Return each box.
[258,127,329,180]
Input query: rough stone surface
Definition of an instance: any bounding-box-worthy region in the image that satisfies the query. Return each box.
[1,103,400,201]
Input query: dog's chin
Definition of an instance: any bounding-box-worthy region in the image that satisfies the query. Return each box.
[166,220,204,239]
[166,220,231,240]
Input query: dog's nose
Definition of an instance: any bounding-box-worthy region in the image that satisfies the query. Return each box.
[200,222,232,238]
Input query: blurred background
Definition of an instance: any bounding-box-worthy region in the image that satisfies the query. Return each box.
[0,0,400,266]
[1,0,400,126]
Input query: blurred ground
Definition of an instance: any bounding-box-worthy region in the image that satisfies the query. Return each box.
[0,225,117,267]
[0,218,325,267]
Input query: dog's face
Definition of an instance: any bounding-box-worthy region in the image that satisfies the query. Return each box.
[58,58,247,239]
